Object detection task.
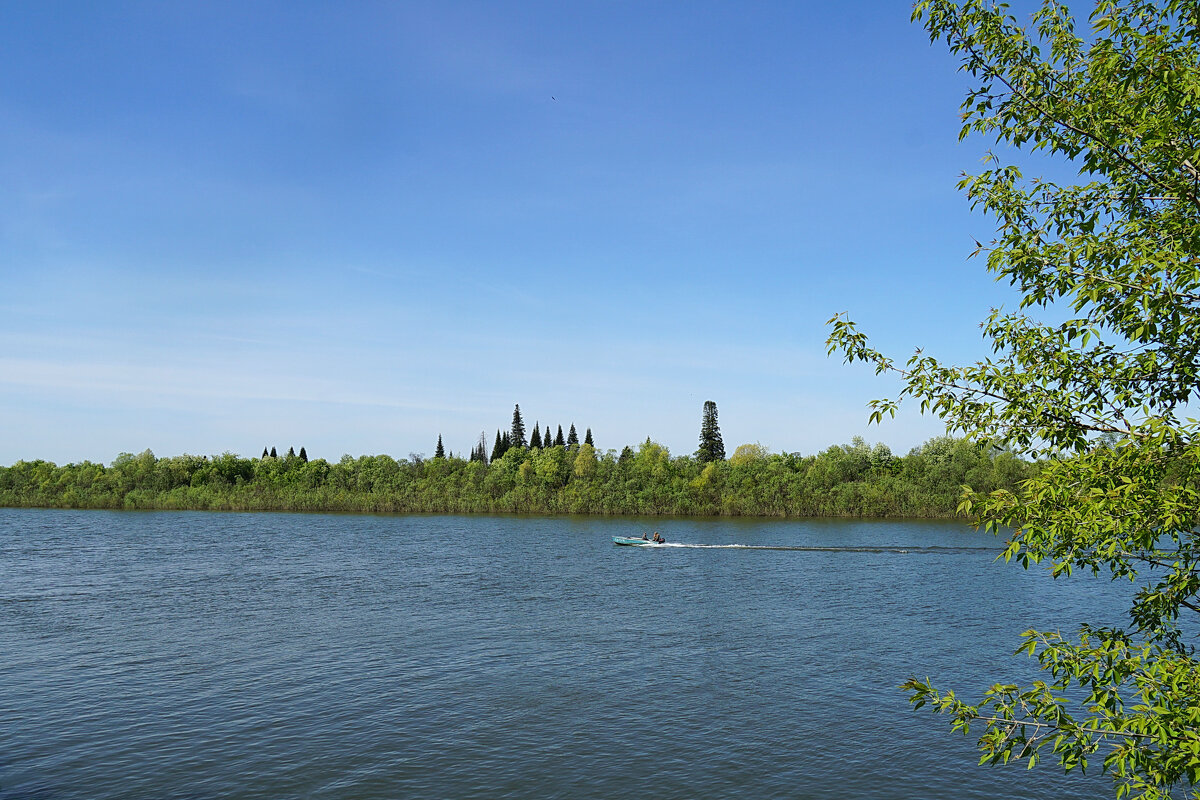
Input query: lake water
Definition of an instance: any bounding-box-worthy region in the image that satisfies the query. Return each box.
[1,509,1133,799]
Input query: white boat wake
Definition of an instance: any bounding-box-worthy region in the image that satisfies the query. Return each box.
[645,543,994,554]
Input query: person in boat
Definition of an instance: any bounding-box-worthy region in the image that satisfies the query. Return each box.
[652,531,665,543]
[641,532,649,540]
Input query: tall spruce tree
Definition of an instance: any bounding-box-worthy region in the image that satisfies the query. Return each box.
[435,435,445,459]
[270,446,278,458]
[584,428,594,447]
[510,404,527,449]
[491,430,504,462]
[530,423,543,449]
[262,447,269,459]
[554,425,565,447]
[287,446,296,458]
[299,446,308,463]
[567,423,579,448]
[696,400,725,462]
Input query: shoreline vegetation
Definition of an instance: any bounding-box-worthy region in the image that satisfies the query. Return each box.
[0,435,1033,518]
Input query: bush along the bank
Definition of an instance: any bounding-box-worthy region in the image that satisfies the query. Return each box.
[0,436,1035,517]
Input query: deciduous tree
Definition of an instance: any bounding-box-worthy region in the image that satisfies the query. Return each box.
[574,442,597,479]
[729,442,769,466]
[828,2,1200,796]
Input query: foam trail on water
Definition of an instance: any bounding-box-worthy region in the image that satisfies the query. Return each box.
[649,543,995,554]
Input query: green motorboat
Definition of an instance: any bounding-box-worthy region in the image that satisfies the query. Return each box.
[612,536,666,546]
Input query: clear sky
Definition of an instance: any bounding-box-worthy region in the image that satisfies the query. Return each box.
[0,1,1028,466]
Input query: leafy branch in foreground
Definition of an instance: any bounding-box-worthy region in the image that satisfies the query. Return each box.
[828,1,1200,797]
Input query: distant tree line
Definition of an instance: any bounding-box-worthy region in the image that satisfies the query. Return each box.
[0,401,1044,517]
[0,435,1035,518]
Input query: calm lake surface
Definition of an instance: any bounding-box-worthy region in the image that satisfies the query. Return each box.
[1,509,1133,799]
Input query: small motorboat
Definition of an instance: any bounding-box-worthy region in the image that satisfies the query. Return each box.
[612,536,665,546]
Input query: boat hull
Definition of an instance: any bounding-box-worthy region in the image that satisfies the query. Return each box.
[612,536,658,546]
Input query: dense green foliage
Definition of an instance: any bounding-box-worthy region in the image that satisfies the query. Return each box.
[829,1,1200,797]
[0,436,1031,517]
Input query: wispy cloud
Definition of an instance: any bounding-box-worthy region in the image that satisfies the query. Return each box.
[0,357,451,412]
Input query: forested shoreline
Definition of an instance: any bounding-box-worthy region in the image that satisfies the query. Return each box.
[0,436,1034,518]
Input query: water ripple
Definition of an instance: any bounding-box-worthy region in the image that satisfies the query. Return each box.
[0,509,1133,800]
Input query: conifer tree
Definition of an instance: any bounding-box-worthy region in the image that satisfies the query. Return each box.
[262,447,269,459]
[491,430,504,462]
[618,445,634,465]
[584,428,594,447]
[554,425,565,447]
[530,423,543,449]
[696,400,725,462]
[567,423,579,448]
[270,446,278,458]
[287,446,296,458]
[299,447,308,463]
[510,404,527,449]
[435,435,445,459]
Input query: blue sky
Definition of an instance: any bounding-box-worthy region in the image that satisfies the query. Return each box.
[1,1,1029,465]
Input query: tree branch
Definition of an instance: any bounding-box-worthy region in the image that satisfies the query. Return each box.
[964,713,1161,741]
[959,41,1200,213]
